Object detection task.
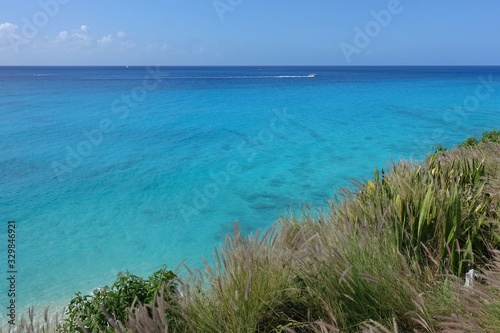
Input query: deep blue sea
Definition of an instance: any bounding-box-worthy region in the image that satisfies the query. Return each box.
[1,66,500,317]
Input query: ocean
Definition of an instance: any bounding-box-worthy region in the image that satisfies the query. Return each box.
[1,66,499,316]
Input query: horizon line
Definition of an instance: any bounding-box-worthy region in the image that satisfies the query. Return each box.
[1,64,500,68]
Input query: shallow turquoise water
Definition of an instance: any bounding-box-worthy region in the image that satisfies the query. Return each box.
[0,66,499,315]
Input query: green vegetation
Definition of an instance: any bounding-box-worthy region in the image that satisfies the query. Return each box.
[459,129,500,148]
[341,153,498,277]
[61,266,178,332]
[432,129,500,153]
[9,132,500,332]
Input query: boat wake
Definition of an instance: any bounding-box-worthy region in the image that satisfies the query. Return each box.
[165,75,316,79]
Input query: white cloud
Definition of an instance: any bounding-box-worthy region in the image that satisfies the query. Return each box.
[0,22,18,34]
[58,31,68,40]
[117,40,136,50]
[70,25,93,45]
[0,22,166,62]
[51,25,134,52]
[0,22,26,50]
[97,34,113,45]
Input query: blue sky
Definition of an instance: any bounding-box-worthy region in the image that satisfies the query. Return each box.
[0,0,499,66]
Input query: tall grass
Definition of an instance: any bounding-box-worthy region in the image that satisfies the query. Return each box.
[437,250,500,333]
[335,145,499,276]
[0,307,64,333]
[180,223,312,332]
[9,141,500,332]
[282,215,428,332]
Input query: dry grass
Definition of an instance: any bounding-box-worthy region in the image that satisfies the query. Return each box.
[1,307,64,333]
[178,223,312,332]
[437,250,500,333]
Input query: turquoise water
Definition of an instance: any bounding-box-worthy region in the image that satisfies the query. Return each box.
[1,66,499,316]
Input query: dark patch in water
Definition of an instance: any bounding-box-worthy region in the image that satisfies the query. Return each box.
[288,167,311,181]
[293,122,327,142]
[242,191,283,203]
[269,178,284,187]
[249,202,277,210]
[0,158,45,184]
[142,209,157,216]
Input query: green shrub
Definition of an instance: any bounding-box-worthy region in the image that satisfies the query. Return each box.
[431,143,447,154]
[459,130,500,148]
[459,136,479,148]
[335,146,499,276]
[61,266,177,332]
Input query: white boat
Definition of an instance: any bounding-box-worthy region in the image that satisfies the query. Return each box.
[307,73,316,78]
